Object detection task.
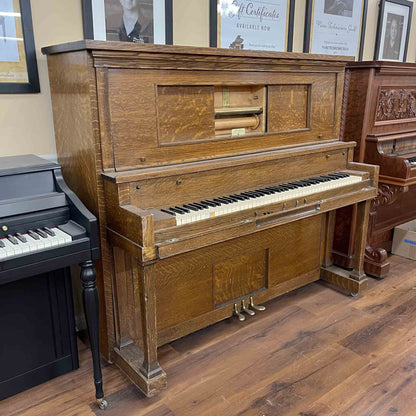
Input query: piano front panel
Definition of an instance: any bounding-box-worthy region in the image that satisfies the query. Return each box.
[144,215,321,341]
[102,69,343,171]
[128,147,350,209]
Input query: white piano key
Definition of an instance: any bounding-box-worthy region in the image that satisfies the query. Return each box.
[53,228,72,244]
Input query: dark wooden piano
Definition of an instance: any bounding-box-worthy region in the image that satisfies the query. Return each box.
[42,41,378,397]
[333,61,416,278]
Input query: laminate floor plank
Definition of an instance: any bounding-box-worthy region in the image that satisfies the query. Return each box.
[2,255,416,416]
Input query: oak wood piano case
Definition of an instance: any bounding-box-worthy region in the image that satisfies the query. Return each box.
[42,41,378,397]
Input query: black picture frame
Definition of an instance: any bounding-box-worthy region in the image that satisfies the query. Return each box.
[209,0,295,52]
[304,0,368,60]
[374,0,412,61]
[82,0,173,44]
[0,0,40,94]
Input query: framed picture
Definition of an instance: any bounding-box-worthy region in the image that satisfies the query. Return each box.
[209,0,295,52]
[374,0,412,61]
[304,0,368,59]
[0,0,39,93]
[82,0,173,44]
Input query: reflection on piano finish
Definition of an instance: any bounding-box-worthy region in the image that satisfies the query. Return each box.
[0,155,106,408]
[42,41,378,397]
[334,61,416,278]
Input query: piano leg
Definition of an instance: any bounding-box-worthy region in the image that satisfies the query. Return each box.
[320,201,370,295]
[137,263,166,384]
[349,200,371,282]
[80,260,108,410]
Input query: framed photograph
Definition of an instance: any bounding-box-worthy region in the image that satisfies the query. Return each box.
[209,0,295,52]
[304,0,368,59]
[374,0,412,61]
[0,0,39,93]
[82,0,173,44]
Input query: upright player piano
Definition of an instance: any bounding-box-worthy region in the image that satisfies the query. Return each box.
[333,61,416,278]
[0,155,106,408]
[42,41,378,397]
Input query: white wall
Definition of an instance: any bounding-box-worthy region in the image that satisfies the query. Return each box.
[2,0,416,158]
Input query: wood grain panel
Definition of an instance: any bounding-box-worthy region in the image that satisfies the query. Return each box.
[154,216,322,334]
[269,215,322,286]
[46,50,113,359]
[156,86,215,144]
[154,253,213,331]
[213,249,266,307]
[102,70,344,171]
[268,84,309,132]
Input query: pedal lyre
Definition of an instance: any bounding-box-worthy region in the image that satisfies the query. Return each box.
[233,303,246,321]
[249,296,266,311]
[241,299,255,316]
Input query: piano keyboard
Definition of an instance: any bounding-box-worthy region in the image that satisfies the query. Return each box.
[408,156,416,165]
[161,173,363,225]
[0,227,72,260]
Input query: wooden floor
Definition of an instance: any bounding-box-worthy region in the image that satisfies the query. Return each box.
[3,255,416,416]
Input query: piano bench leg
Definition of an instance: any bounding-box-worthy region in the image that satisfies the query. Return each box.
[80,260,107,409]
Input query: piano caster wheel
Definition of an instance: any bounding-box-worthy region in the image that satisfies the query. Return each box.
[97,398,108,410]
[233,303,246,321]
[350,292,359,297]
[249,296,266,311]
[241,299,255,316]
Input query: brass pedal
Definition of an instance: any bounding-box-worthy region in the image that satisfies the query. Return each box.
[233,303,246,321]
[241,299,255,316]
[249,296,266,311]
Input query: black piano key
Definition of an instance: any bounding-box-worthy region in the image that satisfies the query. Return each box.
[200,200,218,207]
[203,199,221,206]
[220,197,236,203]
[213,198,229,204]
[229,194,247,201]
[183,204,199,211]
[0,240,5,248]
[7,234,19,245]
[196,202,210,208]
[28,230,40,240]
[161,209,176,216]
[44,227,56,237]
[193,202,208,209]
[169,207,186,215]
[16,233,27,243]
[36,228,48,238]
[255,189,274,194]
[175,206,190,213]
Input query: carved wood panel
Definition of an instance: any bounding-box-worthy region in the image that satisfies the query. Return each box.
[376,88,416,122]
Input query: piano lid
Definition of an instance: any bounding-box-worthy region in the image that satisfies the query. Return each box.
[0,154,59,177]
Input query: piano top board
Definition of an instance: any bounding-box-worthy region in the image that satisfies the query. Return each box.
[42,41,353,173]
[0,154,58,176]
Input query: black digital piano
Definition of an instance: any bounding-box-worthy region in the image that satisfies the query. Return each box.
[0,155,106,409]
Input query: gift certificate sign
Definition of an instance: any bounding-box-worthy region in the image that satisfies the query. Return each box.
[218,0,289,51]
[309,0,365,57]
